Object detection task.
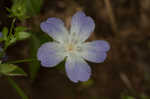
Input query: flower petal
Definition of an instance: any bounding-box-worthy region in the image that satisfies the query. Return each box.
[0,32,2,38]
[83,40,110,52]
[40,18,68,43]
[37,42,65,67]
[81,40,110,63]
[65,54,91,83]
[70,11,95,42]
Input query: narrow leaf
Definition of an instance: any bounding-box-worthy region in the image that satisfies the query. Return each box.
[0,64,27,76]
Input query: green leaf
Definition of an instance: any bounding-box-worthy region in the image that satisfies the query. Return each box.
[8,36,17,45]
[0,37,3,42]
[1,27,8,41]
[15,26,27,33]
[14,26,31,40]
[16,32,31,40]
[10,0,28,20]
[0,64,27,76]
[25,0,43,16]
[9,0,42,20]
[0,64,17,74]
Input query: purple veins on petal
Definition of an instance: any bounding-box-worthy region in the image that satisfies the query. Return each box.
[40,18,68,42]
[65,55,91,83]
[70,11,95,42]
[37,42,65,67]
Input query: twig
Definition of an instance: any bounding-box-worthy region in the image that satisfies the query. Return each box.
[104,0,118,35]
[120,72,141,99]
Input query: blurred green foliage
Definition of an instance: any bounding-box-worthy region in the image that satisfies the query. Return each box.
[1,26,31,50]
[8,0,43,21]
[81,79,94,87]
[26,0,43,16]
[8,0,28,20]
[0,18,31,98]
[140,94,149,99]
[0,25,30,77]
[1,27,8,41]
[121,93,150,99]
[0,63,27,76]
[0,0,43,98]
[15,26,31,40]
[121,95,135,99]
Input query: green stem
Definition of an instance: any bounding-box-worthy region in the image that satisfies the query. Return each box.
[7,77,28,99]
[9,18,16,36]
[0,18,17,58]
[7,58,37,64]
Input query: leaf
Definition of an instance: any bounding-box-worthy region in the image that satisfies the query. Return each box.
[16,32,31,40]
[8,36,17,45]
[14,26,31,40]
[0,64,17,74]
[25,0,43,16]
[2,27,8,41]
[15,26,27,33]
[0,37,3,42]
[10,0,28,20]
[0,64,27,76]
[10,0,42,20]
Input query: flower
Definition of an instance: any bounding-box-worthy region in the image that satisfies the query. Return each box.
[0,32,2,38]
[0,32,3,50]
[0,32,7,61]
[37,11,110,83]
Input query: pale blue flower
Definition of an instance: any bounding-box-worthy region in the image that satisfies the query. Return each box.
[0,32,7,61]
[0,32,2,38]
[37,11,110,83]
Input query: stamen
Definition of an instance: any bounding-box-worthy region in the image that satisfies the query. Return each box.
[67,43,74,52]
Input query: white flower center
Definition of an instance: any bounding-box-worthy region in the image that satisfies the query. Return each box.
[65,42,82,54]
[67,43,74,52]
[63,32,83,54]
